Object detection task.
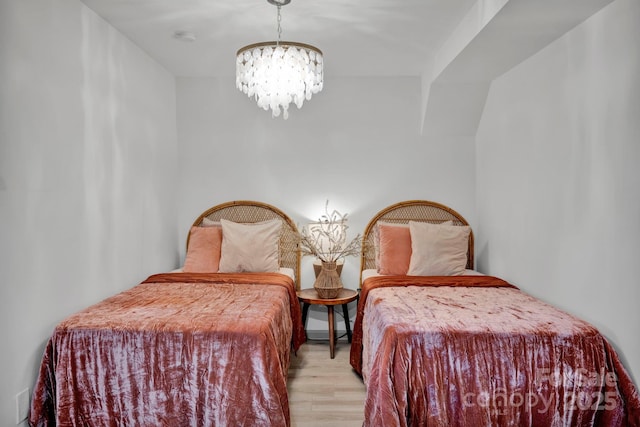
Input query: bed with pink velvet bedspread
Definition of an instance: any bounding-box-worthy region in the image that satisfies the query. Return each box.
[30,272,305,427]
[350,275,640,427]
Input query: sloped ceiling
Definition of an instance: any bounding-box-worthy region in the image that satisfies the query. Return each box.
[421,0,614,136]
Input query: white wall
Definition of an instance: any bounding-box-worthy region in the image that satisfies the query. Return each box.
[7,0,632,423]
[476,0,639,382]
[176,75,477,331]
[0,1,178,425]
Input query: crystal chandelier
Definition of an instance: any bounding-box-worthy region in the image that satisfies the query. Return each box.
[236,0,323,120]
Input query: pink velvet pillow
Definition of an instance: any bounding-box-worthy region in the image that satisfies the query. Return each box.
[183,226,222,272]
[377,223,412,275]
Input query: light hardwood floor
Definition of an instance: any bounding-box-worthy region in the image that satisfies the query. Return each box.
[288,338,366,426]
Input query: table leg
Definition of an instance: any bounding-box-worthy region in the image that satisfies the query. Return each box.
[342,303,352,343]
[328,305,335,359]
[300,302,310,339]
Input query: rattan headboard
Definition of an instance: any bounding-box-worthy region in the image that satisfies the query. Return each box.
[360,200,474,281]
[187,200,301,289]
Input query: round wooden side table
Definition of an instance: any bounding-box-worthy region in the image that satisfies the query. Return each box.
[297,288,359,359]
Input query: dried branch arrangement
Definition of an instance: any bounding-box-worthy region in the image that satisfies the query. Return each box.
[299,201,362,263]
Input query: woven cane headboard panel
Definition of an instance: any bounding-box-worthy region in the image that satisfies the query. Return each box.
[361,200,474,279]
[187,201,301,289]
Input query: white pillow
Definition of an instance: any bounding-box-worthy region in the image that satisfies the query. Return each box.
[407,221,470,276]
[200,217,221,227]
[218,218,282,273]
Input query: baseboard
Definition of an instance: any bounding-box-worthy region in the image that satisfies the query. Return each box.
[305,329,351,341]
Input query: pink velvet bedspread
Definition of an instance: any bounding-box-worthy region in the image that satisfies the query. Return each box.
[350,276,640,427]
[29,272,305,427]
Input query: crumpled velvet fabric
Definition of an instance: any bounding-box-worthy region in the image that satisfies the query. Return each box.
[350,276,640,427]
[30,272,305,427]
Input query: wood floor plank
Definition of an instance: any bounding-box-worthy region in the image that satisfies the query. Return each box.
[288,339,366,426]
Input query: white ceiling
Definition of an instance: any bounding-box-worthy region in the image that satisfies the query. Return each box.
[79,0,614,134]
[79,0,478,78]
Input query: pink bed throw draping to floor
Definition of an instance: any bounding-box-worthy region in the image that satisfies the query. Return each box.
[30,272,305,427]
[350,275,640,427]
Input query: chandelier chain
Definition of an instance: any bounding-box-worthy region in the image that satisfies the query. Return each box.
[276,5,282,45]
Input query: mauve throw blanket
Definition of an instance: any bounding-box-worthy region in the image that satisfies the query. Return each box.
[30,272,305,427]
[350,276,640,427]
